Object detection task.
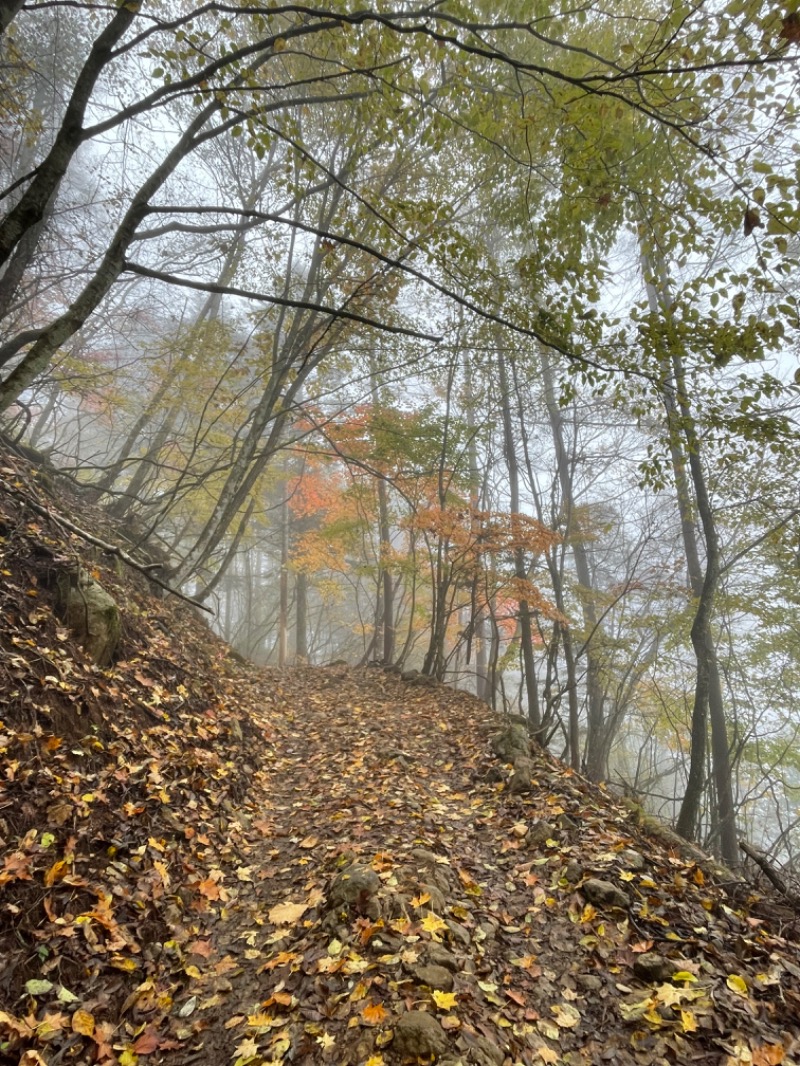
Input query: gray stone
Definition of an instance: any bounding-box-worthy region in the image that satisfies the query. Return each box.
[491,725,530,762]
[582,877,629,910]
[445,919,471,948]
[419,883,447,913]
[528,820,557,848]
[425,944,458,972]
[472,1036,507,1066]
[59,569,120,666]
[564,860,584,883]
[576,973,603,992]
[328,864,381,919]
[509,757,534,794]
[633,953,680,983]
[620,849,647,871]
[393,1010,448,1059]
[412,963,454,991]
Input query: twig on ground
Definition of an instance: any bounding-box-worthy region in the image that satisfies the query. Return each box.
[0,475,213,614]
[739,839,800,908]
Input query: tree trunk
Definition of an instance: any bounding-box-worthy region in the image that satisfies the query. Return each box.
[641,245,738,866]
[496,344,541,732]
[539,348,610,779]
[295,570,308,663]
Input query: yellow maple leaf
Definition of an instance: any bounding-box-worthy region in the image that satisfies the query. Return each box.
[364,1056,385,1066]
[420,913,448,937]
[268,901,308,926]
[432,991,458,1012]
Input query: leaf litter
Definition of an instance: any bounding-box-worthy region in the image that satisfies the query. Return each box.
[1,456,800,1065]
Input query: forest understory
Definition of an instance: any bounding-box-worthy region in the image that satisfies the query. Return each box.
[2,449,800,1066]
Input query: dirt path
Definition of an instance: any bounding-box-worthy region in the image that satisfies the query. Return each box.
[158,666,800,1066]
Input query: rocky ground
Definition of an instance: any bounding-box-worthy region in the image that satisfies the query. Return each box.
[2,449,800,1066]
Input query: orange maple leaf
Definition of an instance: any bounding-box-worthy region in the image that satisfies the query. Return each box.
[361,1002,388,1025]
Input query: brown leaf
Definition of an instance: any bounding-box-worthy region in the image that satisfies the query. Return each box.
[779,11,800,42]
[744,207,762,236]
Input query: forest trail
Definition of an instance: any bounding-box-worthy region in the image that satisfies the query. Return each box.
[154,666,800,1066]
[2,460,800,1066]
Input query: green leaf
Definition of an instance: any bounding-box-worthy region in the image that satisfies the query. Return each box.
[25,979,54,996]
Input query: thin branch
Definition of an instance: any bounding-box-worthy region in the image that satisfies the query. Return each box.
[122,261,442,342]
[739,839,800,908]
[0,476,213,613]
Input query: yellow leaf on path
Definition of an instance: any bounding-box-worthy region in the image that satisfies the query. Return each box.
[681,1009,699,1033]
[410,892,431,908]
[365,1056,385,1066]
[268,901,308,926]
[551,1003,580,1028]
[537,1048,559,1064]
[44,859,68,886]
[71,1009,95,1036]
[727,974,749,997]
[420,913,448,937]
[246,1012,273,1030]
[432,991,458,1011]
[299,836,318,849]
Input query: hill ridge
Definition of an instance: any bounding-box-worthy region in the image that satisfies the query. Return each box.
[1,455,800,1066]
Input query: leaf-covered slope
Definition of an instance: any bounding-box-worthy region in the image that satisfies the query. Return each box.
[1,456,800,1066]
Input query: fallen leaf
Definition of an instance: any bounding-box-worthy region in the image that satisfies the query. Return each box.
[361,1002,388,1025]
[268,901,308,926]
[71,1009,95,1037]
[727,974,749,997]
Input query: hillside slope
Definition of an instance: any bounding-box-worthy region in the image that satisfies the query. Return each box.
[1,454,800,1066]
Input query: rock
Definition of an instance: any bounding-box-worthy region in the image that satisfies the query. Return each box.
[576,973,603,992]
[328,864,381,919]
[633,953,680,983]
[491,724,529,762]
[445,919,471,948]
[564,860,584,883]
[420,883,447,913]
[620,848,647,871]
[528,820,557,848]
[477,920,497,943]
[412,963,454,991]
[393,1010,448,1059]
[509,757,534,794]
[410,847,441,867]
[58,569,120,666]
[582,877,629,910]
[472,1036,507,1066]
[425,944,458,971]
